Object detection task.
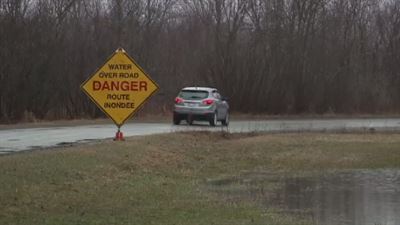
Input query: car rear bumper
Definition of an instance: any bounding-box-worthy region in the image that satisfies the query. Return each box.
[174,106,215,121]
[174,105,215,115]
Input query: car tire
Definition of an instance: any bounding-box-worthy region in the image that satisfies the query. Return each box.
[221,113,229,126]
[173,113,181,125]
[209,112,217,126]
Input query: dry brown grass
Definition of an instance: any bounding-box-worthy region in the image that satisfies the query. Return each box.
[0,132,399,225]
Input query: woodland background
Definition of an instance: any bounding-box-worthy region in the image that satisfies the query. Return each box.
[1,0,400,122]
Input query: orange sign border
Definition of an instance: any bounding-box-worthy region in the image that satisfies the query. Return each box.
[80,48,159,127]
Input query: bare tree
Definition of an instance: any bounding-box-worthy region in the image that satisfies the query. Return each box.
[1,0,400,122]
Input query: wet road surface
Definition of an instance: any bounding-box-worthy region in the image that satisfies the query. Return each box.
[1,118,400,154]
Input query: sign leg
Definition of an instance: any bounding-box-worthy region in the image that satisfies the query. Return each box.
[114,126,125,141]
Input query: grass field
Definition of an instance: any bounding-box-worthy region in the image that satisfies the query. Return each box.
[1,132,400,225]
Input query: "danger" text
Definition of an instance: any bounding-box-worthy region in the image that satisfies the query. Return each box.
[93,81,147,91]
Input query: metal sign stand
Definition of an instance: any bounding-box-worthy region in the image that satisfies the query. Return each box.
[114,126,125,141]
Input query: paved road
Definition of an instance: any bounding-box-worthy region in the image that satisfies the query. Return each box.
[1,118,400,154]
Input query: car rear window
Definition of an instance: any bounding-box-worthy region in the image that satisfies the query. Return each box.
[179,90,209,100]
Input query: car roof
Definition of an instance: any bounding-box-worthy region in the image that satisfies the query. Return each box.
[181,87,217,92]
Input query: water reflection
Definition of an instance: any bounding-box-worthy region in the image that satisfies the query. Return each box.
[208,170,400,225]
[272,170,400,225]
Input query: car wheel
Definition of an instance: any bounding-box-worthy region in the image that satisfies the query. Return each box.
[173,113,181,125]
[209,112,217,126]
[221,112,229,126]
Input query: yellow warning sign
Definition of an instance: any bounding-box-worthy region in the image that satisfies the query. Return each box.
[81,48,159,126]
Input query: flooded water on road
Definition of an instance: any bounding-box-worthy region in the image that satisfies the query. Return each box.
[273,170,400,225]
[208,170,400,225]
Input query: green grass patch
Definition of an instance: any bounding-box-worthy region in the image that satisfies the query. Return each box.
[1,132,399,225]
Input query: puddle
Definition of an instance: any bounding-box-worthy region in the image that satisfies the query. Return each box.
[7,138,20,141]
[57,142,75,147]
[0,150,14,154]
[77,139,100,143]
[0,147,16,154]
[207,170,400,225]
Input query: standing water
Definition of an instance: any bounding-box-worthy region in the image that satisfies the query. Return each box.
[208,170,400,225]
[272,170,400,225]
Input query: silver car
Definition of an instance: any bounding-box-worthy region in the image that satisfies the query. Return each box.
[173,87,229,126]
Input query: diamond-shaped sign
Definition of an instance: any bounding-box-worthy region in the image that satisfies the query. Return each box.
[81,48,159,127]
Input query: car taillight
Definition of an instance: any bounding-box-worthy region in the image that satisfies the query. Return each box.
[202,99,214,105]
[175,97,184,104]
